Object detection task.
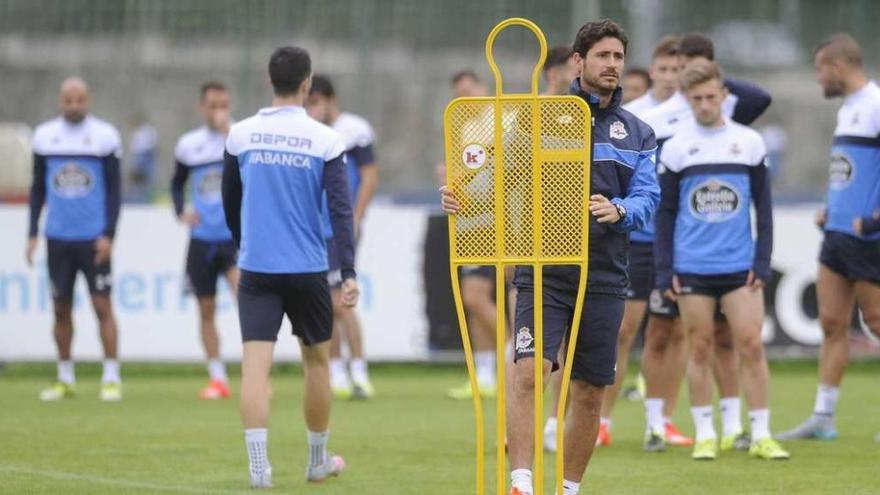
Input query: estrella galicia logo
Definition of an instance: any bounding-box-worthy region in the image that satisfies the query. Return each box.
[689,179,740,222]
[52,162,94,198]
[828,153,854,191]
[197,169,223,203]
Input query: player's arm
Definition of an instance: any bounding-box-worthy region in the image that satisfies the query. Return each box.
[351,143,378,229]
[607,132,661,233]
[725,78,772,126]
[170,160,190,219]
[102,153,121,240]
[654,163,681,294]
[749,157,773,286]
[26,153,47,265]
[221,150,242,246]
[324,153,356,281]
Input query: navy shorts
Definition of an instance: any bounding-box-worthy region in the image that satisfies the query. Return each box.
[677,271,750,299]
[47,239,111,301]
[237,270,332,345]
[626,242,654,300]
[513,287,625,387]
[819,231,880,285]
[186,238,237,297]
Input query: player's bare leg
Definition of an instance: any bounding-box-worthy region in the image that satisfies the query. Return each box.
[562,380,604,484]
[197,295,230,399]
[507,357,552,493]
[337,304,373,399]
[543,345,568,452]
[92,294,121,401]
[302,340,345,481]
[678,294,719,459]
[720,286,788,459]
[658,317,691,445]
[240,341,274,488]
[596,299,645,446]
[713,320,746,450]
[778,265,854,440]
[329,288,353,398]
[449,275,497,399]
[642,315,692,449]
[40,300,76,401]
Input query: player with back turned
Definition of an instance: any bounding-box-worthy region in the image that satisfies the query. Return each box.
[222,46,358,488]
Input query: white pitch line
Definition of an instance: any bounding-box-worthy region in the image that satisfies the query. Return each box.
[0,464,251,495]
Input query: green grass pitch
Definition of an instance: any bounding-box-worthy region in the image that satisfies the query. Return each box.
[0,361,876,494]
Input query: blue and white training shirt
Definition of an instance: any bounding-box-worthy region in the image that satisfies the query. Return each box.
[222,106,355,278]
[636,78,772,244]
[825,81,880,241]
[171,126,233,242]
[321,112,376,239]
[654,118,773,289]
[29,115,122,241]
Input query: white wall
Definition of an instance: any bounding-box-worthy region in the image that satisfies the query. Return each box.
[0,203,430,362]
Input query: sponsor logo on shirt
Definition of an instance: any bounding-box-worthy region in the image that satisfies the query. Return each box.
[52,162,94,198]
[689,179,741,222]
[197,169,223,203]
[250,150,313,169]
[829,152,854,191]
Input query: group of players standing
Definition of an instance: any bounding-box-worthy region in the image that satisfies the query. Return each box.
[28,48,381,486]
[22,15,880,494]
[441,19,880,495]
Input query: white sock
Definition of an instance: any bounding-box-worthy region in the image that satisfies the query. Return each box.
[475,351,496,386]
[600,417,612,431]
[57,360,75,385]
[207,359,228,383]
[350,358,369,385]
[544,416,558,433]
[511,468,533,494]
[308,430,329,468]
[244,428,270,476]
[330,359,350,388]
[562,479,581,495]
[691,406,716,442]
[102,359,120,384]
[719,397,743,437]
[749,409,771,441]
[645,398,665,435]
[813,384,839,417]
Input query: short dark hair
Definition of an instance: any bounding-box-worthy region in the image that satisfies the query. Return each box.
[625,67,651,88]
[815,33,863,68]
[310,74,335,98]
[679,33,714,61]
[572,19,628,57]
[451,69,479,86]
[543,45,574,73]
[268,46,312,97]
[200,81,227,99]
[652,35,680,60]
[680,59,723,91]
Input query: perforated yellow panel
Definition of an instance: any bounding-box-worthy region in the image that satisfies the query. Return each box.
[444,97,591,265]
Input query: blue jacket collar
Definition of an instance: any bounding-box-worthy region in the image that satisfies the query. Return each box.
[568,78,623,118]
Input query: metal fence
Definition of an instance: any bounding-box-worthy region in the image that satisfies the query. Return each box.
[0,0,878,198]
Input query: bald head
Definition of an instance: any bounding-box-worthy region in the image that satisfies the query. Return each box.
[58,77,90,123]
[814,34,866,99]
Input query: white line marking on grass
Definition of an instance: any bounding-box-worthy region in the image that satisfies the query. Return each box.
[0,464,250,495]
